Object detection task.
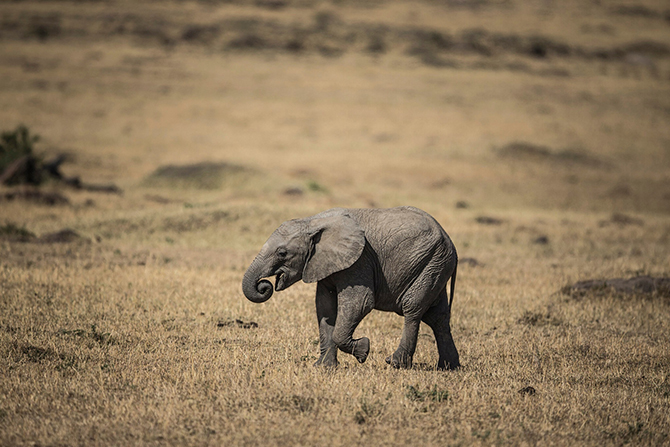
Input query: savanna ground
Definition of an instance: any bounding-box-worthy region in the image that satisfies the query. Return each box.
[1,0,670,445]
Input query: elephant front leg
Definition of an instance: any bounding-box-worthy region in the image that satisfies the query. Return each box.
[386,315,421,369]
[332,285,373,364]
[314,283,338,368]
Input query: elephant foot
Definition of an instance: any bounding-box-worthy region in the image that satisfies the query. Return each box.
[436,359,461,371]
[314,357,339,368]
[353,337,370,363]
[385,351,413,369]
[314,346,339,368]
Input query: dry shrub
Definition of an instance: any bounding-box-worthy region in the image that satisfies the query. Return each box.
[0,222,36,241]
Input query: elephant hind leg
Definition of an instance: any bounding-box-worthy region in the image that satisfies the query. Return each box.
[422,289,460,370]
[385,315,421,369]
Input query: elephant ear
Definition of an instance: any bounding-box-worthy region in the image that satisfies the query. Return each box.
[302,213,365,283]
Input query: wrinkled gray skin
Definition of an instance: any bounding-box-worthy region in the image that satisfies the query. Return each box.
[242,207,459,370]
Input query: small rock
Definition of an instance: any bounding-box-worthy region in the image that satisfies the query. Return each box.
[563,276,670,299]
[533,235,549,245]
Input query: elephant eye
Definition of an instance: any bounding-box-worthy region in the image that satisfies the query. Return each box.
[276,248,288,259]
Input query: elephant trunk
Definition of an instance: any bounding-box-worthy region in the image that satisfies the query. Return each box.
[242,254,274,303]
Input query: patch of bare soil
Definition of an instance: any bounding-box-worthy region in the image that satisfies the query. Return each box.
[563,276,670,299]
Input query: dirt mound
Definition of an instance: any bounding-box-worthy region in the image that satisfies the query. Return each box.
[563,276,670,299]
[38,229,89,243]
[497,142,605,168]
[598,213,645,227]
[144,162,254,190]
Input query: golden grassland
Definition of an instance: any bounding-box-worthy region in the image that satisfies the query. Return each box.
[1,0,670,445]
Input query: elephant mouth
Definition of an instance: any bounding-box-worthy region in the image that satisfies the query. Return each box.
[275,270,287,291]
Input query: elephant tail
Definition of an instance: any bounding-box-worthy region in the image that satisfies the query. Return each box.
[449,257,457,308]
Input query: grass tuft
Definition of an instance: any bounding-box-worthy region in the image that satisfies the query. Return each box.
[405,385,449,402]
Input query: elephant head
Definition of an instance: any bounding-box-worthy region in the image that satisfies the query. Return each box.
[242,212,366,303]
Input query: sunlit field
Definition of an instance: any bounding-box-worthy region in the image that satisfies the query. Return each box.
[1,0,669,445]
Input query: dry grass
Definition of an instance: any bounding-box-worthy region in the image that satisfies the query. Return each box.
[1,0,670,445]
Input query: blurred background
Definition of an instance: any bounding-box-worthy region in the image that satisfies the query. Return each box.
[1,0,668,227]
[1,3,670,445]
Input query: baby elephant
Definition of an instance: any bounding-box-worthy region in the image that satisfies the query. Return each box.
[242,207,459,370]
